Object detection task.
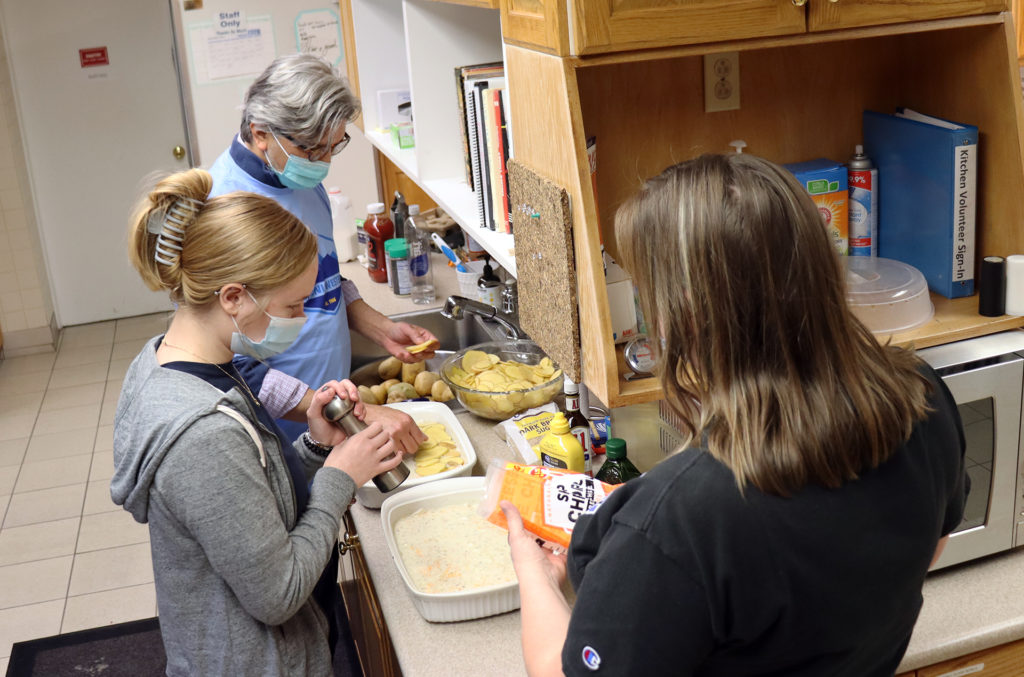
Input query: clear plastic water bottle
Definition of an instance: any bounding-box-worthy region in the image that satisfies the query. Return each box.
[405,204,435,304]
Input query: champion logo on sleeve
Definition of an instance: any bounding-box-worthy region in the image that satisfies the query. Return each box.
[581,646,601,671]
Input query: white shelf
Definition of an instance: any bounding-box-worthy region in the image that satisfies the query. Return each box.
[365,131,517,277]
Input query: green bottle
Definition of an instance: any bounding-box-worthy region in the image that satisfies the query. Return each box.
[594,438,641,485]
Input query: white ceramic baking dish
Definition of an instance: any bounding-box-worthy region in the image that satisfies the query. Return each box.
[380,476,521,623]
[355,401,477,509]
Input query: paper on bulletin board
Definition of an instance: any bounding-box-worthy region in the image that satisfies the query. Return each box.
[187,13,276,85]
[295,9,344,69]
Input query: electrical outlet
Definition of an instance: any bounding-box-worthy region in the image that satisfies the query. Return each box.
[703,52,740,113]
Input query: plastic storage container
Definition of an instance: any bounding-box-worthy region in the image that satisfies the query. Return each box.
[844,257,934,334]
[327,187,357,262]
[385,237,411,296]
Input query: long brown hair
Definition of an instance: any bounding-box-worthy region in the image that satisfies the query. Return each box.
[615,153,930,496]
[128,169,318,307]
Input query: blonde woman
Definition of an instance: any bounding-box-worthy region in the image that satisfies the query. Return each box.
[111,169,403,676]
[504,154,967,676]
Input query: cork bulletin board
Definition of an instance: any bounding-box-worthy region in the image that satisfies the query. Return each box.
[508,159,581,383]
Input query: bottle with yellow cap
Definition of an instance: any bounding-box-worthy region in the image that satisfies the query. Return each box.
[538,412,586,473]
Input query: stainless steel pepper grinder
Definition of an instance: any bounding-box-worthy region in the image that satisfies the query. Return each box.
[322,395,410,492]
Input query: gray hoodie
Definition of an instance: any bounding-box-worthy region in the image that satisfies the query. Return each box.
[111,336,355,676]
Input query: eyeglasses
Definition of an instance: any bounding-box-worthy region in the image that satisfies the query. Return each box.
[281,132,351,161]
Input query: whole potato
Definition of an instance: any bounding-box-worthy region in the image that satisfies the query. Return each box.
[431,380,455,403]
[357,385,378,405]
[414,370,440,397]
[377,356,402,380]
[402,361,426,385]
[386,382,418,403]
[370,384,388,404]
[380,378,400,392]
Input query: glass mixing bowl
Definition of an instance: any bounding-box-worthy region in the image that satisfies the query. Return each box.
[439,340,562,420]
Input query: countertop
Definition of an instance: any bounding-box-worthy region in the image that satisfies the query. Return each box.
[339,252,463,318]
[344,254,1024,673]
[347,412,528,677]
[348,409,1024,675]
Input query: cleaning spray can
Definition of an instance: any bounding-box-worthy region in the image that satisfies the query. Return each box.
[848,145,878,257]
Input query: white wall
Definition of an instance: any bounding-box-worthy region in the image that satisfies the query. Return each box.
[0,22,54,353]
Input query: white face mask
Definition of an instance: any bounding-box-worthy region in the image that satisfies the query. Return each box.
[229,290,306,360]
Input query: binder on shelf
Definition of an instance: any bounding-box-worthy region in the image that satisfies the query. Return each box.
[495,89,512,234]
[475,79,497,230]
[454,62,502,191]
[863,108,978,299]
[484,87,509,234]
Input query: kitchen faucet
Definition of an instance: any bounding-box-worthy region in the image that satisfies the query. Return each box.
[441,295,526,341]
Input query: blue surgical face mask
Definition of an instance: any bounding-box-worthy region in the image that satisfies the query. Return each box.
[266,132,330,190]
[230,290,306,360]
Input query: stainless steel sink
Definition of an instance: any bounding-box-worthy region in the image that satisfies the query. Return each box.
[349,307,502,372]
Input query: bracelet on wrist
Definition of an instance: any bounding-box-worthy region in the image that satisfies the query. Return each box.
[302,431,333,456]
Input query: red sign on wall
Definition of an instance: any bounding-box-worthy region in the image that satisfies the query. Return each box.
[79,47,109,68]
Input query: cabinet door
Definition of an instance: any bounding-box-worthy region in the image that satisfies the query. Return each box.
[917,637,1024,676]
[571,0,805,55]
[377,151,437,214]
[501,0,571,54]
[338,513,403,677]
[807,0,1008,32]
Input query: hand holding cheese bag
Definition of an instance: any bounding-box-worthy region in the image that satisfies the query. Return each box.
[478,461,621,550]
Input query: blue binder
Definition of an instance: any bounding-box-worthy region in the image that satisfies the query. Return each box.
[863,109,978,299]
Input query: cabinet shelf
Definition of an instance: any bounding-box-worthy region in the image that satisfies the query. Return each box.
[347,0,513,276]
[611,295,1024,408]
[366,130,517,276]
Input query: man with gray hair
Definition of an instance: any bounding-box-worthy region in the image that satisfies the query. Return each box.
[208,53,436,445]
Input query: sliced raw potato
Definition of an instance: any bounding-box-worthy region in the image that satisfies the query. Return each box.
[411,421,464,476]
[407,338,440,354]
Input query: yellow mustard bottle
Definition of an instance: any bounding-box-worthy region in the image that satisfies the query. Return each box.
[538,412,585,472]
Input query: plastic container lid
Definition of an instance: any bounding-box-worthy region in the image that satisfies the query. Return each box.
[367,202,385,214]
[844,257,934,334]
[385,238,408,257]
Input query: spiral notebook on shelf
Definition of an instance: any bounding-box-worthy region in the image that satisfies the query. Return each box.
[863,108,978,299]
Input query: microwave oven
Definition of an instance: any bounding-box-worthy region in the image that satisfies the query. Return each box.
[918,330,1024,570]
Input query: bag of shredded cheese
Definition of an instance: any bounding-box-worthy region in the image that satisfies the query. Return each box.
[478,461,620,549]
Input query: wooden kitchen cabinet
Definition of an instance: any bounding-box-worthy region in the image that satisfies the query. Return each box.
[502,0,1008,55]
[809,0,1008,33]
[506,10,1024,408]
[340,1,1024,408]
[338,512,403,677]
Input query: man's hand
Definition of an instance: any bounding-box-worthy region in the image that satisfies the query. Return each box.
[381,322,439,363]
[347,299,439,363]
[364,403,428,456]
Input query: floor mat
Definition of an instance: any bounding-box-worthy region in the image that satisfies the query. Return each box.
[7,617,165,677]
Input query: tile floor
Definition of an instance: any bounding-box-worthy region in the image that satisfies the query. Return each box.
[0,311,171,672]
